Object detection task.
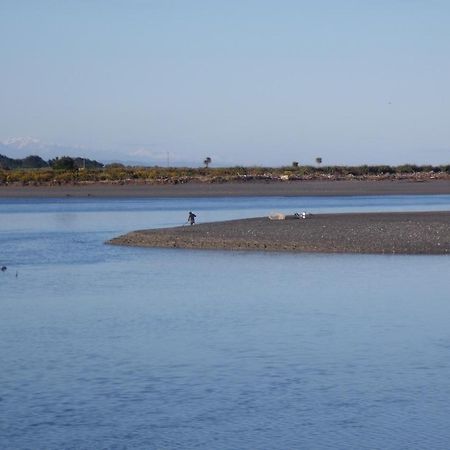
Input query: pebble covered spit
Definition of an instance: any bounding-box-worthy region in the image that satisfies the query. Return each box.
[108,211,450,255]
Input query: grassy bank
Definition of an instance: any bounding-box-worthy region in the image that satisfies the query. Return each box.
[1,164,449,186]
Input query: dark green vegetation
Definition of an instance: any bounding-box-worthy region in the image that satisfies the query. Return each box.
[0,154,49,169]
[0,154,103,171]
[0,153,449,186]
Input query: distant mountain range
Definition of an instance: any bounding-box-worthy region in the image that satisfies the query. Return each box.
[0,137,109,169]
[0,137,186,167]
[0,137,92,159]
[0,137,204,167]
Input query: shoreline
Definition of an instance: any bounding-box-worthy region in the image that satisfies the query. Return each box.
[108,211,450,255]
[1,179,450,198]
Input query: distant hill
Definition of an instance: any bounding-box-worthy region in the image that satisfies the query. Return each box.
[48,156,104,170]
[0,154,103,170]
[0,154,20,169]
[0,154,48,169]
[72,157,104,169]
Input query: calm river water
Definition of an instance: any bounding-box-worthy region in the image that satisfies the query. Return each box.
[1,195,450,449]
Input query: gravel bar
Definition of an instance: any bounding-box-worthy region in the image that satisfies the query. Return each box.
[108,211,450,255]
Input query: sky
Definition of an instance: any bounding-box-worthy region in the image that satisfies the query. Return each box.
[1,0,449,166]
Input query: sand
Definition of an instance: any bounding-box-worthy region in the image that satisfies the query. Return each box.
[108,211,450,255]
[1,179,450,198]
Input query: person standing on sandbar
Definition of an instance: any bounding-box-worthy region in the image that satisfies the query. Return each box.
[188,211,196,225]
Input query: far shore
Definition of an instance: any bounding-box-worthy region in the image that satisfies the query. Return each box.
[108,211,450,255]
[1,179,450,198]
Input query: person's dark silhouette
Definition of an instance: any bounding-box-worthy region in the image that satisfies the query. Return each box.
[188,211,196,225]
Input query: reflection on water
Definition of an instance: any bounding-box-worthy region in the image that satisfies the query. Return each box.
[1,196,450,449]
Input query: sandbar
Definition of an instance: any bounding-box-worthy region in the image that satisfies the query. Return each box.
[108,211,450,255]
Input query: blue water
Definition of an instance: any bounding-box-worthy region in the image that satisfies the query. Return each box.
[1,195,450,449]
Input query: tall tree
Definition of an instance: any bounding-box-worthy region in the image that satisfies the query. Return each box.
[204,157,212,168]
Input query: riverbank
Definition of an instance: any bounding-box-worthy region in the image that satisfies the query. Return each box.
[108,211,450,255]
[1,179,450,198]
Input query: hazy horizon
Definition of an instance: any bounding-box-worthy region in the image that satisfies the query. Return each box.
[1,0,449,166]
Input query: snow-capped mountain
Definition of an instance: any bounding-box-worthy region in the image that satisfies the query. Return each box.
[0,137,89,160]
[2,137,44,149]
[0,137,202,167]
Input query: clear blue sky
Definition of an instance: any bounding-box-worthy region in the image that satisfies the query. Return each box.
[1,0,449,166]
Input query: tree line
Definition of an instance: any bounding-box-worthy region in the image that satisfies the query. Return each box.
[0,154,103,170]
